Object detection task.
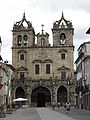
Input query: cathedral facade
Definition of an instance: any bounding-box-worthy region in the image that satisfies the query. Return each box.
[11,12,75,107]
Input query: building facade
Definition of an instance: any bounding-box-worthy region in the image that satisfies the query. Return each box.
[0,62,8,111]
[11,12,75,107]
[0,37,14,114]
[0,61,14,113]
[75,41,90,110]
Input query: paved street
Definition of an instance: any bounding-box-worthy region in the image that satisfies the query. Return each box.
[1,107,90,120]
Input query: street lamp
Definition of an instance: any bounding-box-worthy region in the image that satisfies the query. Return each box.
[67,80,70,103]
[83,79,86,89]
[52,72,55,103]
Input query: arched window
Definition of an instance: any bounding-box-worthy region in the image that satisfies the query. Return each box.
[23,35,28,46]
[17,35,22,46]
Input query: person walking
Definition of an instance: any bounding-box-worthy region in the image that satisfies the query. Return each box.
[65,102,70,114]
[57,103,60,109]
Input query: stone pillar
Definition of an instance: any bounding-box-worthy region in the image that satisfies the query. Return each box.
[52,85,56,103]
[26,87,31,107]
[27,95,31,107]
[67,87,70,103]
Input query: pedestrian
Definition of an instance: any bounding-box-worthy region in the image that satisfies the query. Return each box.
[81,104,83,109]
[65,102,70,114]
[52,102,56,110]
[57,103,60,109]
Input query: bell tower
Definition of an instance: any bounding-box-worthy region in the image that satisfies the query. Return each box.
[12,13,35,66]
[12,13,35,48]
[52,12,74,47]
[11,13,36,100]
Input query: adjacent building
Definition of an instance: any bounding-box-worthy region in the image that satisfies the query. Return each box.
[0,62,14,111]
[11,12,76,107]
[75,40,90,109]
[0,62,8,110]
[0,37,15,113]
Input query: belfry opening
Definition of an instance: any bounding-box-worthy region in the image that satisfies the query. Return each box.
[31,86,51,107]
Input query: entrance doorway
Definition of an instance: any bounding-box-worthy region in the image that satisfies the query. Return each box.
[37,93,45,107]
[15,87,25,98]
[57,86,67,105]
[15,87,25,107]
[31,86,51,107]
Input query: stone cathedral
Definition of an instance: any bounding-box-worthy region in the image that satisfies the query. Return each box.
[11,12,75,107]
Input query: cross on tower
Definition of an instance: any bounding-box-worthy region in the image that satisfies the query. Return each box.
[41,24,44,34]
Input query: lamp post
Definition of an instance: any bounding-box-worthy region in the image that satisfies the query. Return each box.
[75,93,78,107]
[51,73,56,109]
[83,79,86,90]
[52,73,55,103]
[83,76,87,109]
[67,80,70,103]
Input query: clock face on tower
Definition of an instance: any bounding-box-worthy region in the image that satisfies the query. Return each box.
[60,33,66,44]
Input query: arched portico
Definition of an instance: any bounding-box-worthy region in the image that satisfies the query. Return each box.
[31,86,51,107]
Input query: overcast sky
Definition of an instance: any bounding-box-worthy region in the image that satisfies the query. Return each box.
[0,0,90,64]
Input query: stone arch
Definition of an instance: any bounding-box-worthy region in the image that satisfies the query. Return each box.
[31,84,52,94]
[57,85,67,105]
[31,86,51,107]
[15,86,25,98]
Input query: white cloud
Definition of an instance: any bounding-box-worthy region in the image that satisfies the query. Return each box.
[0,0,90,63]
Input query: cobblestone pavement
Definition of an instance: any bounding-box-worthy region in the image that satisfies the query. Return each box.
[1,107,90,120]
[51,107,90,120]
